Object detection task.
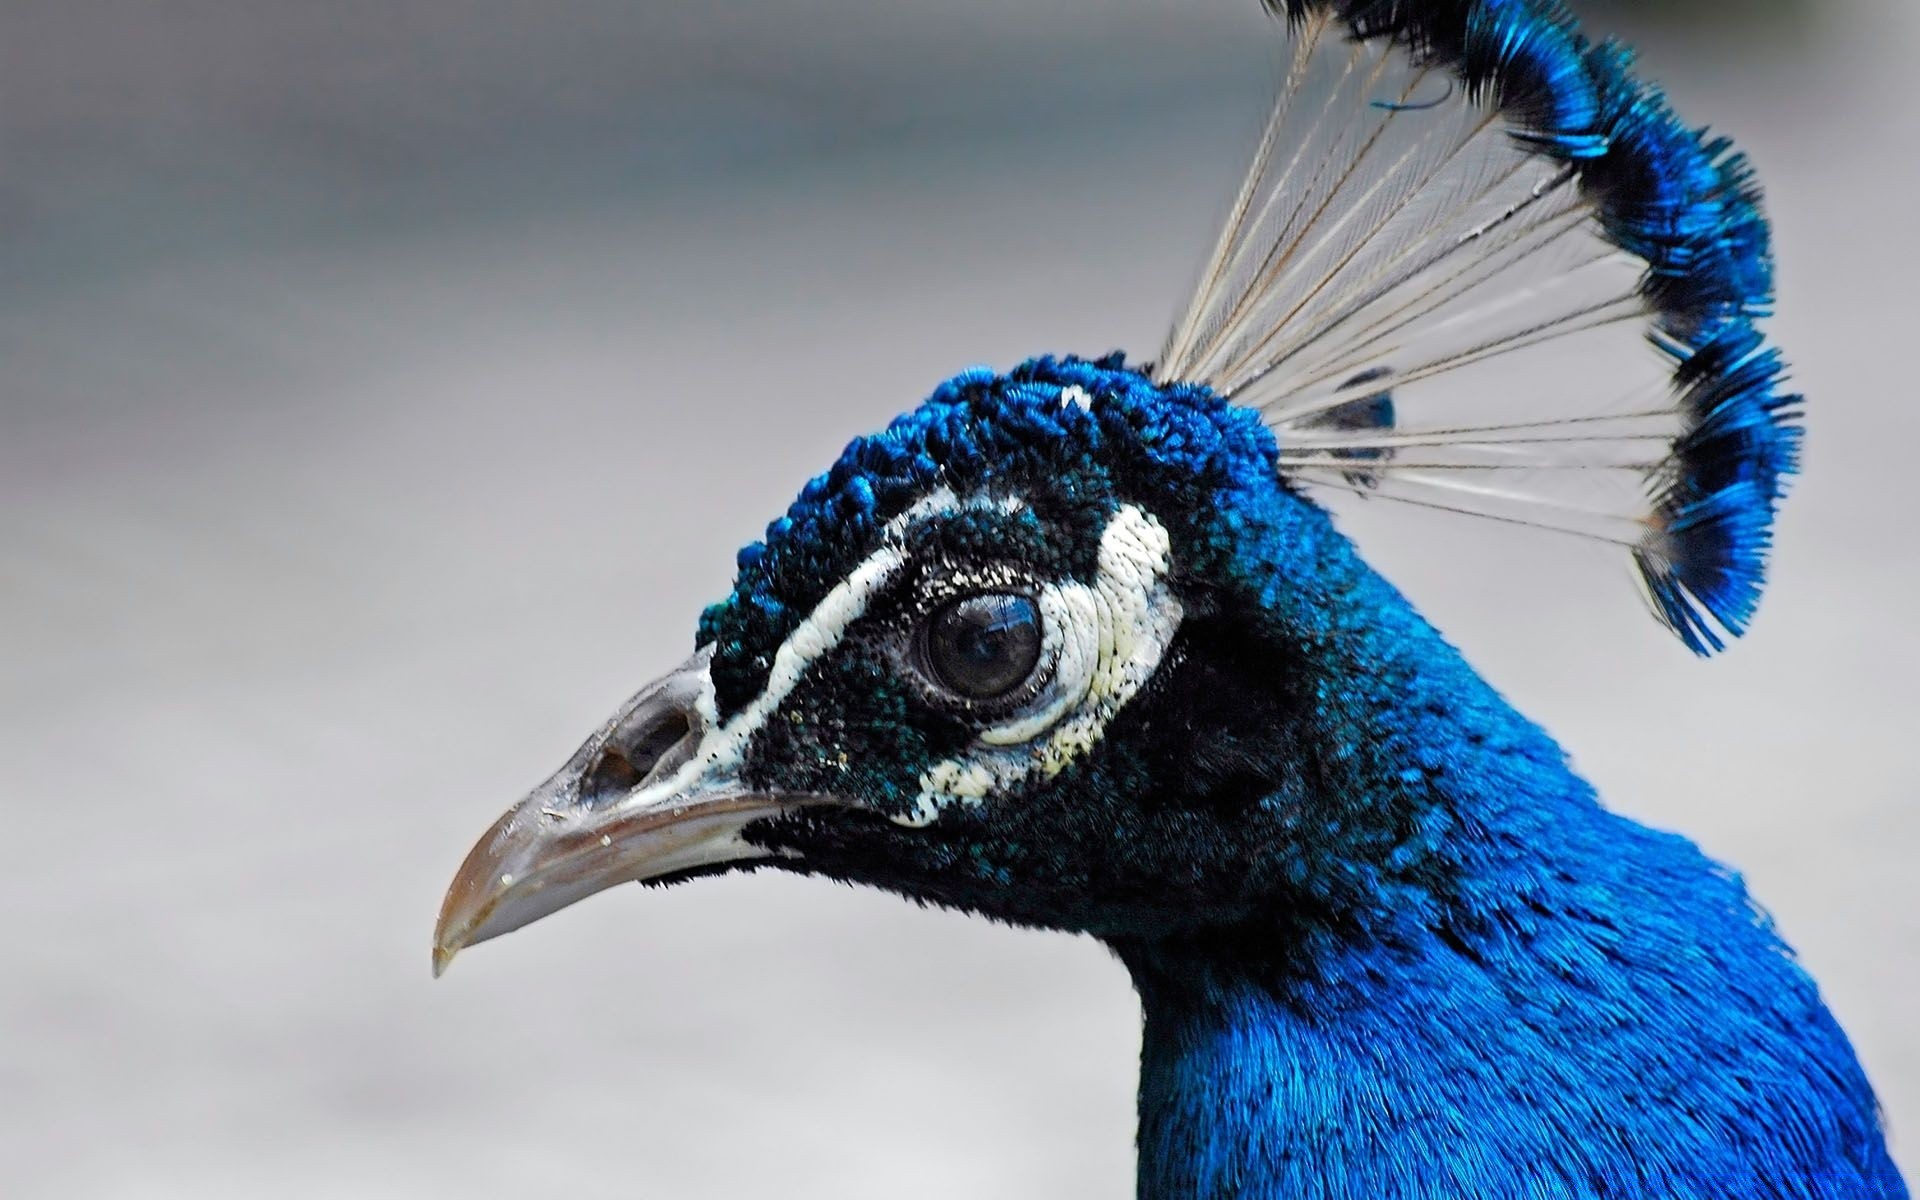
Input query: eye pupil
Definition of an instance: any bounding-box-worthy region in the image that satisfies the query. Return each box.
[925,594,1043,701]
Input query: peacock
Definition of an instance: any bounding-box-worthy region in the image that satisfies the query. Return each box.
[433,1,1909,1195]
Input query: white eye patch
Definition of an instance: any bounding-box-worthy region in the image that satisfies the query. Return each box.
[895,504,1182,828]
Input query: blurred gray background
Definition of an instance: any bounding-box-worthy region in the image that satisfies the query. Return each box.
[4,1,1915,1196]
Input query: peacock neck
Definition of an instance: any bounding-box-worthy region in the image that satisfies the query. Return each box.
[1114,827,1904,1199]
[1107,532,1900,1198]
[1106,641,1904,1199]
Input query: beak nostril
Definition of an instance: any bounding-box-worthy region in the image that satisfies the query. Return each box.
[581,749,645,805]
[580,707,696,807]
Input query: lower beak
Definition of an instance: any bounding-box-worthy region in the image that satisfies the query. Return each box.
[431,648,813,976]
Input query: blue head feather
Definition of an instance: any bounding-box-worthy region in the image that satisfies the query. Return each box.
[699,355,1237,718]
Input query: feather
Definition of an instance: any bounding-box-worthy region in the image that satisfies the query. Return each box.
[1159,0,1797,653]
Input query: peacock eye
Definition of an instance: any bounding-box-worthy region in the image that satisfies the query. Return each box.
[921,593,1044,702]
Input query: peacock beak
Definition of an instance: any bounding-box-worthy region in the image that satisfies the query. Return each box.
[432,647,818,977]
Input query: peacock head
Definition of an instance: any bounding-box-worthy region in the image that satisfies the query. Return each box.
[433,355,1406,968]
[434,0,1804,973]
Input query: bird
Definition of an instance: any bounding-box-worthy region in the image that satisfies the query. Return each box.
[433,1,1909,1196]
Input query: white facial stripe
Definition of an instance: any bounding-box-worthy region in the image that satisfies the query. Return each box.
[646,540,909,810]
[756,543,907,723]
[638,487,973,809]
[896,504,1181,828]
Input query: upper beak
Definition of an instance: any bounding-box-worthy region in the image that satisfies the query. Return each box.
[432,647,813,976]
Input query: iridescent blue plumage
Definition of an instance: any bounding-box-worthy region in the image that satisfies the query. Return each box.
[434,3,1904,1197]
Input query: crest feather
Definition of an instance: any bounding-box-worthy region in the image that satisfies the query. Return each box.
[1160,0,1796,654]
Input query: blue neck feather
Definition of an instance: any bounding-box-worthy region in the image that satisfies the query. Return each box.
[1111,546,1903,1198]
